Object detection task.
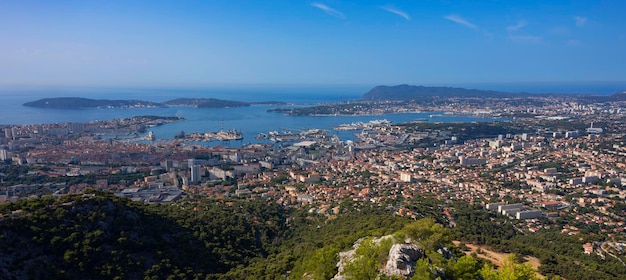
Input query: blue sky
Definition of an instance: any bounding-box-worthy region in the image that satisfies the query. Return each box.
[1,0,625,87]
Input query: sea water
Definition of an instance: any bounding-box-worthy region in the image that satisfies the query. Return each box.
[0,84,622,145]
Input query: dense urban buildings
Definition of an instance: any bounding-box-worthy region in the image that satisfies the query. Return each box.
[1,92,626,277]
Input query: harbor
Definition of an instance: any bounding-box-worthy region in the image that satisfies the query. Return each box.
[176,129,243,142]
[333,119,391,131]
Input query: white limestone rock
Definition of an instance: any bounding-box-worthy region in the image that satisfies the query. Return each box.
[383,243,424,278]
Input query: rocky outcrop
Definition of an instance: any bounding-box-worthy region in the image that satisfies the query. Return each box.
[332,245,357,280]
[332,236,394,280]
[383,243,424,278]
[332,236,426,279]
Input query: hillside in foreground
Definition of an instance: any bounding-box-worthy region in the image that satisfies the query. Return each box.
[1,192,623,279]
[0,192,285,279]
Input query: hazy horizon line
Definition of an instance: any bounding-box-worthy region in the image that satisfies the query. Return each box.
[1,80,625,88]
[0,81,625,96]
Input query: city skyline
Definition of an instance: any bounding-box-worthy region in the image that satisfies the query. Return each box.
[1,0,625,87]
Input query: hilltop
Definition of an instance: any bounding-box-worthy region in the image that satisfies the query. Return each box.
[602,91,626,101]
[1,189,623,279]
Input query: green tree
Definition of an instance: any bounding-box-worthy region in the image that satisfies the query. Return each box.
[452,255,481,280]
[343,237,394,280]
[480,254,539,280]
[398,218,451,251]
[410,258,434,280]
[303,246,341,280]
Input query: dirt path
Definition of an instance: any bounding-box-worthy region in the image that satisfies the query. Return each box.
[453,241,543,278]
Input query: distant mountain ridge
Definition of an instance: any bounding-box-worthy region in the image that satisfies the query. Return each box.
[601,91,626,101]
[362,85,512,101]
[362,84,626,101]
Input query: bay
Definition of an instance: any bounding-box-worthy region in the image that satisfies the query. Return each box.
[142,106,503,146]
[1,85,503,146]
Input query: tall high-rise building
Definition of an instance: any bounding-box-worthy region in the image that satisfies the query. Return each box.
[0,149,8,161]
[4,127,13,139]
[161,160,174,171]
[521,133,529,141]
[190,165,201,183]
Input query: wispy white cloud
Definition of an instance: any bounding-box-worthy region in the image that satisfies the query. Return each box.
[507,20,527,32]
[381,6,410,21]
[509,35,542,44]
[506,20,542,44]
[311,2,345,19]
[574,16,587,27]
[444,14,477,29]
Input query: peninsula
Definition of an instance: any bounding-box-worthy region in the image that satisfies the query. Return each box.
[362,84,511,100]
[269,84,625,116]
[23,97,287,109]
[23,97,166,109]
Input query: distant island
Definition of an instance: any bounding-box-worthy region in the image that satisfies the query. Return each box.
[23,97,287,109]
[23,97,166,109]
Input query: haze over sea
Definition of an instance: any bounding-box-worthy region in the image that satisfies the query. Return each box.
[1,83,624,145]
